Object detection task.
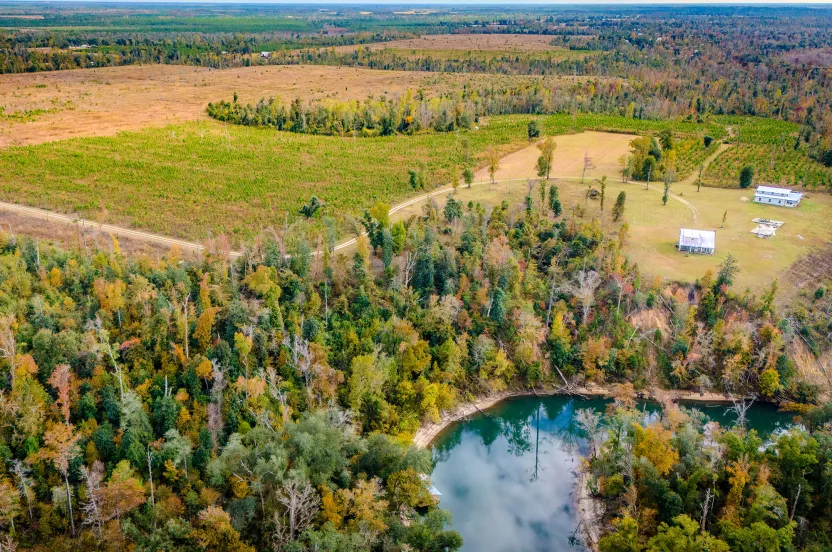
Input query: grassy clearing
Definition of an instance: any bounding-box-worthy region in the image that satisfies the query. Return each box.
[0,117,535,242]
[0,113,737,243]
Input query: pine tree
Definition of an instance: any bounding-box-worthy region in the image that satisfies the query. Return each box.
[548,184,562,217]
[612,191,627,221]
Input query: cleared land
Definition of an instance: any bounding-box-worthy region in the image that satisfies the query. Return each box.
[0,117,537,241]
[0,64,526,146]
[0,113,721,243]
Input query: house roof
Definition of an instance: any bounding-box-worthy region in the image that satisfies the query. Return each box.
[755,186,803,201]
[756,185,792,194]
[678,228,716,249]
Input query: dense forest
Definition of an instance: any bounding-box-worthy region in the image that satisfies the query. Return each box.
[0,170,828,549]
[587,393,832,552]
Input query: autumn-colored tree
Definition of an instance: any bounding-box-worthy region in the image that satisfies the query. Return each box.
[633,423,679,476]
[38,422,82,536]
[191,506,256,552]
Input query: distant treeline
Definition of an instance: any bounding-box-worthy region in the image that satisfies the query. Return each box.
[0,30,412,73]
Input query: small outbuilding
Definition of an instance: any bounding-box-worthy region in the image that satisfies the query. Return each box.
[677,228,716,255]
[753,186,802,207]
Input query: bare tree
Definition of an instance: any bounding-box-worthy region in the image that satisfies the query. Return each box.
[0,316,18,388]
[565,270,601,323]
[700,486,715,531]
[581,152,595,184]
[79,461,105,540]
[0,535,17,552]
[575,409,603,459]
[10,460,34,520]
[284,333,312,396]
[147,446,156,508]
[271,477,320,549]
[726,393,757,429]
[399,251,416,289]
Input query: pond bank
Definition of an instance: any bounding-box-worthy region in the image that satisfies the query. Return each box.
[412,384,746,449]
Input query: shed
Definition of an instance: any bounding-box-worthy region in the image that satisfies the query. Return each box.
[677,228,715,255]
[754,186,802,208]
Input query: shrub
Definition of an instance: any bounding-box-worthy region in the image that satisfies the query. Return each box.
[704,135,713,147]
[527,120,541,141]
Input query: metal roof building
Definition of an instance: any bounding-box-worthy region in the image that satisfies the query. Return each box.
[677,228,716,255]
[754,186,802,208]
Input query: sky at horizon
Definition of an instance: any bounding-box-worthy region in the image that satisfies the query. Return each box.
[5,0,832,4]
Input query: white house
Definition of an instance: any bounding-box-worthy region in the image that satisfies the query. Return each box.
[753,186,802,207]
[677,228,715,255]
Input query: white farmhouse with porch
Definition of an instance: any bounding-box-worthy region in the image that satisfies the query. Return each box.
[677,228,715,255]
[753,186,802,207]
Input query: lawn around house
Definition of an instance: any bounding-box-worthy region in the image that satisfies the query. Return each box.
[396,142,832,292]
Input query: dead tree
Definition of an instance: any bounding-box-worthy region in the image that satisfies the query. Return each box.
[727,393,757,429]
[272,478,320,549]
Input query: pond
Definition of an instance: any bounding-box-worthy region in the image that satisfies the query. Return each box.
[429,395,797,552]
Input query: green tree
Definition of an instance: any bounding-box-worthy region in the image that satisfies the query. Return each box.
[549,184,563,217]
[527,120,540,141]
[462,167,474,189]
[739,165,755,189]
[599,516,642,552]
[536,137,557,180]
[612,191,627,221]
[646,515,729,552]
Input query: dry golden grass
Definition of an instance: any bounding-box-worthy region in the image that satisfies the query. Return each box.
[0,64,525,146]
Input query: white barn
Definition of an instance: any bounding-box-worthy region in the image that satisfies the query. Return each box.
[677,228,715,255]
[753,186,802,207]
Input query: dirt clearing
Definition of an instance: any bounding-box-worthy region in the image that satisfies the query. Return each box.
[471,130,636,182]
[0,64,518,147]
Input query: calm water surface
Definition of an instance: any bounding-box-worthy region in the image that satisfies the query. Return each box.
[430,395,796,552]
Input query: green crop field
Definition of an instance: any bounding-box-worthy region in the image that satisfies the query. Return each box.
[704,116,832,189]
[0,113,734,244]
[703,144,832,189]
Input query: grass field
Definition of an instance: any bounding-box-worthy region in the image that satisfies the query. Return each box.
[0,112,729,242]
[0,117,533,241]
